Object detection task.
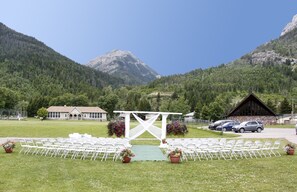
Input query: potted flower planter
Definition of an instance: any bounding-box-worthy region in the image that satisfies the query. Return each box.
[170,155,180,163]
[4,148,13,153]
[122,156,131,163]
[287,148,295,155]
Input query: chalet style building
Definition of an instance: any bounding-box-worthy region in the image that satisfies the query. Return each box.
[227,93,277,125]
[47,106,107,121]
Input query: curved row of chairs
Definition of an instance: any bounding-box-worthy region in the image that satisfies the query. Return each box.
[19,137,131,161]
[165,138,282,161]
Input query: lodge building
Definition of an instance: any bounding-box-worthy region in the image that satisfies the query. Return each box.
[47,106,107,121]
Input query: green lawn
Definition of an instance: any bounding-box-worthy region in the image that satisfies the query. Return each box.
[0,118,238,139]
[0,119,295,192]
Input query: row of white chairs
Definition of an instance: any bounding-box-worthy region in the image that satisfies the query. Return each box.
[19,138,130,161]
[166,139,282,161]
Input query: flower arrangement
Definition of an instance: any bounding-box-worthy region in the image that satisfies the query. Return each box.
[107,120,125,137]
[1,140,16,152]
[168,148,182,158]
[120,148,135,159]
[166,121,188,135]
[284,143,295,154]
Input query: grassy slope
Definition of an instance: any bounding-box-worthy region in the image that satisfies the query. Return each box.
[0,119,295,192]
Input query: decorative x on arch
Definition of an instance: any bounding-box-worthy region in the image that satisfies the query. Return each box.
[113,111,182,146]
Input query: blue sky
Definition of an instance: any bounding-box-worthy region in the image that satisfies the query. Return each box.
[1,0,296,75]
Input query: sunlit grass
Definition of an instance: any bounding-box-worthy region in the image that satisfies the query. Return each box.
[0,146,296,192]
[0,119,238,139]
[0,119,295,191]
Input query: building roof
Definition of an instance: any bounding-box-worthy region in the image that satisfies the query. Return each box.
[47,106,107,113]
[227,93,276,117]
[185,112,195,117]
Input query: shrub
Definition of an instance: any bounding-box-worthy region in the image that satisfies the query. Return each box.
[107,120,125,137]
[166,121,188,135]
[37,107,48,120]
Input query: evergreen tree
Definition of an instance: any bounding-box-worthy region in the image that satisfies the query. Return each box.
[0,87,19,109]
[209,101,224,121]
[27,96,50,117]
[200,105,210,120]
[171,91,178,100]
[138,97,151,111]
[194,102,202,119]
[266,99,276,112]
[280,98,291,114]
[98,94,119,119]
[156,92,161,111]
[168,97,190,115]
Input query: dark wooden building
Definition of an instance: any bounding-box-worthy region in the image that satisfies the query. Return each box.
[227,93,277,125]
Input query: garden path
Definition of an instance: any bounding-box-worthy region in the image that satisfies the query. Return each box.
[131,145,167,161]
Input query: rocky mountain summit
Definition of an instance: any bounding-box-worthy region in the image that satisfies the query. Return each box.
[281,14,297,36]
[236,14,297,67]
[87,50,160,85]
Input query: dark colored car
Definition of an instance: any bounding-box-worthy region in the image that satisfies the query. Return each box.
[208,120,234,130]
[216,121,240,132]
[232,121,264,133]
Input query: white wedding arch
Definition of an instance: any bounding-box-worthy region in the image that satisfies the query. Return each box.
[113,111,182,146]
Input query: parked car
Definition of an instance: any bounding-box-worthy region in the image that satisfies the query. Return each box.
[232,121,264,133]
[216,121,240,132]
[208,120,234,130]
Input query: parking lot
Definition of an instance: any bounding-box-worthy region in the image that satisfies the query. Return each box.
[236,128,297,144]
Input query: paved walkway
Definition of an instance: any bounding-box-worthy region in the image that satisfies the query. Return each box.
[131,145,167,161]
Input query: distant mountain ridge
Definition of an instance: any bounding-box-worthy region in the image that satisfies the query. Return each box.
[0,22,123,100]
[87,50,160,85]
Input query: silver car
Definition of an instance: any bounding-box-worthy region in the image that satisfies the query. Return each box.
[232,121,264,133]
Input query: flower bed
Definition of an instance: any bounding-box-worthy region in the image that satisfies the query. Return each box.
[166,121,188,135]
[107,120,125,137]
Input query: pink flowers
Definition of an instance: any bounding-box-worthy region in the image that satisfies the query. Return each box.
[166,121,188,135]
[107,120,125,137]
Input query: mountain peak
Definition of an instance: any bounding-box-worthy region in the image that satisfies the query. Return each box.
[108,49,133,56]
[280,14,297,36]
[87,50,160,85]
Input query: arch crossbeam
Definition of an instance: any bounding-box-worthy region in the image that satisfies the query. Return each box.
[113,111,182,147]
[130,113,160,140]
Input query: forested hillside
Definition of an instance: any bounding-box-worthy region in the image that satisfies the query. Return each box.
[0,22,123,100]
[145,28,297,119]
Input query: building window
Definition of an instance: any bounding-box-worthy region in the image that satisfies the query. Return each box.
[48,112,60,118]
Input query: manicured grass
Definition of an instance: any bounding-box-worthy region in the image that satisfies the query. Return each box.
[0,118,107,138]
[0,119,295,191]
[0,119,238,139]
[1,146,296,192]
